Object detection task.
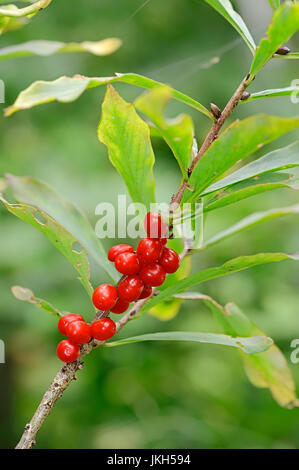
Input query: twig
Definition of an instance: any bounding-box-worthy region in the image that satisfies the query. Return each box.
[15,296,150,449]
[189,74,249,173]
[170,74,249,208]
[15,72,250,449]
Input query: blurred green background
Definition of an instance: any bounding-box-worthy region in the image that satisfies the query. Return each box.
[1,0,299,449]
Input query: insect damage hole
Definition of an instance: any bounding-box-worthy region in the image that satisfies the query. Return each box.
[72,241,83,254]
[33,211,47,225]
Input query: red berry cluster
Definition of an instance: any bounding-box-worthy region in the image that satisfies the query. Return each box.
[92,212,180,313]
[56,314,116,363]
[56,213,180,364]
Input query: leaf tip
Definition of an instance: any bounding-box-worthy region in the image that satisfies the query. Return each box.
[11,285,34,301]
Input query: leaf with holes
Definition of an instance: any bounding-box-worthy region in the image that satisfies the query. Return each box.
[98,85,156,209]
[3,174,118,283]
[135,86,194,177]
[0,195,93,297]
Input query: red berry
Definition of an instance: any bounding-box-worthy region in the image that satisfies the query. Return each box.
[144,212,167,238]
[92,284,118,311]
[57,339,80,363]
[117,275,144,302]
[111,298,130,314]
[137,238,163,265]
[91,318,116,341]
[58,314,84,336]
[139,264,166,287]
[108,244,134,262]
[159,248,180,273]
[66,320,91,344]
[161,238,168,246]
[115,252,140,275]
[138,285,152,300]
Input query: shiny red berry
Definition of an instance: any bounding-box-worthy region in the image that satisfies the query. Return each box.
[115,252,140,275]
[117,275,144,302]
[92,284,118,311]
[138,285,152,300]
[57,339,80,363]
[111,298,130,314]
[91,318,116,341]
[66,320,91,344]
[108,244,134,262]
[159,248,180,273]
[139,263,166,287]
[137,238,163,265]
[161,238,168,246]
[144,212,167,238]
[58,314,84,336]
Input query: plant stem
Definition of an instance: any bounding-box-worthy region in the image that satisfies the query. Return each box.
[15,72,250,450]
[15,296,150,449]
[170,74,249,208]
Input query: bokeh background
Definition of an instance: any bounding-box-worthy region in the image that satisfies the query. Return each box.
[1,0,299,449]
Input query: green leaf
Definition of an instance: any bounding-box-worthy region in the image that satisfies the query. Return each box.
[202,204,299,249]
[204,0,256,54]
[0,38,122,61]
[98,85,156,209]
[242,86,299,102]
[274,52,299,59]
[3,174,118,283]
[11,286,63,318]
[149,255,191,321]
[0,14,25,35]
[268,0,280,10]
[179,292,298,407]
[250,2,299,80]
[4,73,213,119]
[105,331,272,354]
[134,86,194,176]
[221,302,298,408]
[184,116,299,202]
[142,252,299,311]
[0,195,93,297]
[204,172,296,213]
[203,141,299,196]
[0,0,52,18]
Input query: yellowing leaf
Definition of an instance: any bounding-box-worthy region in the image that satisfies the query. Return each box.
[0,38,122,61]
